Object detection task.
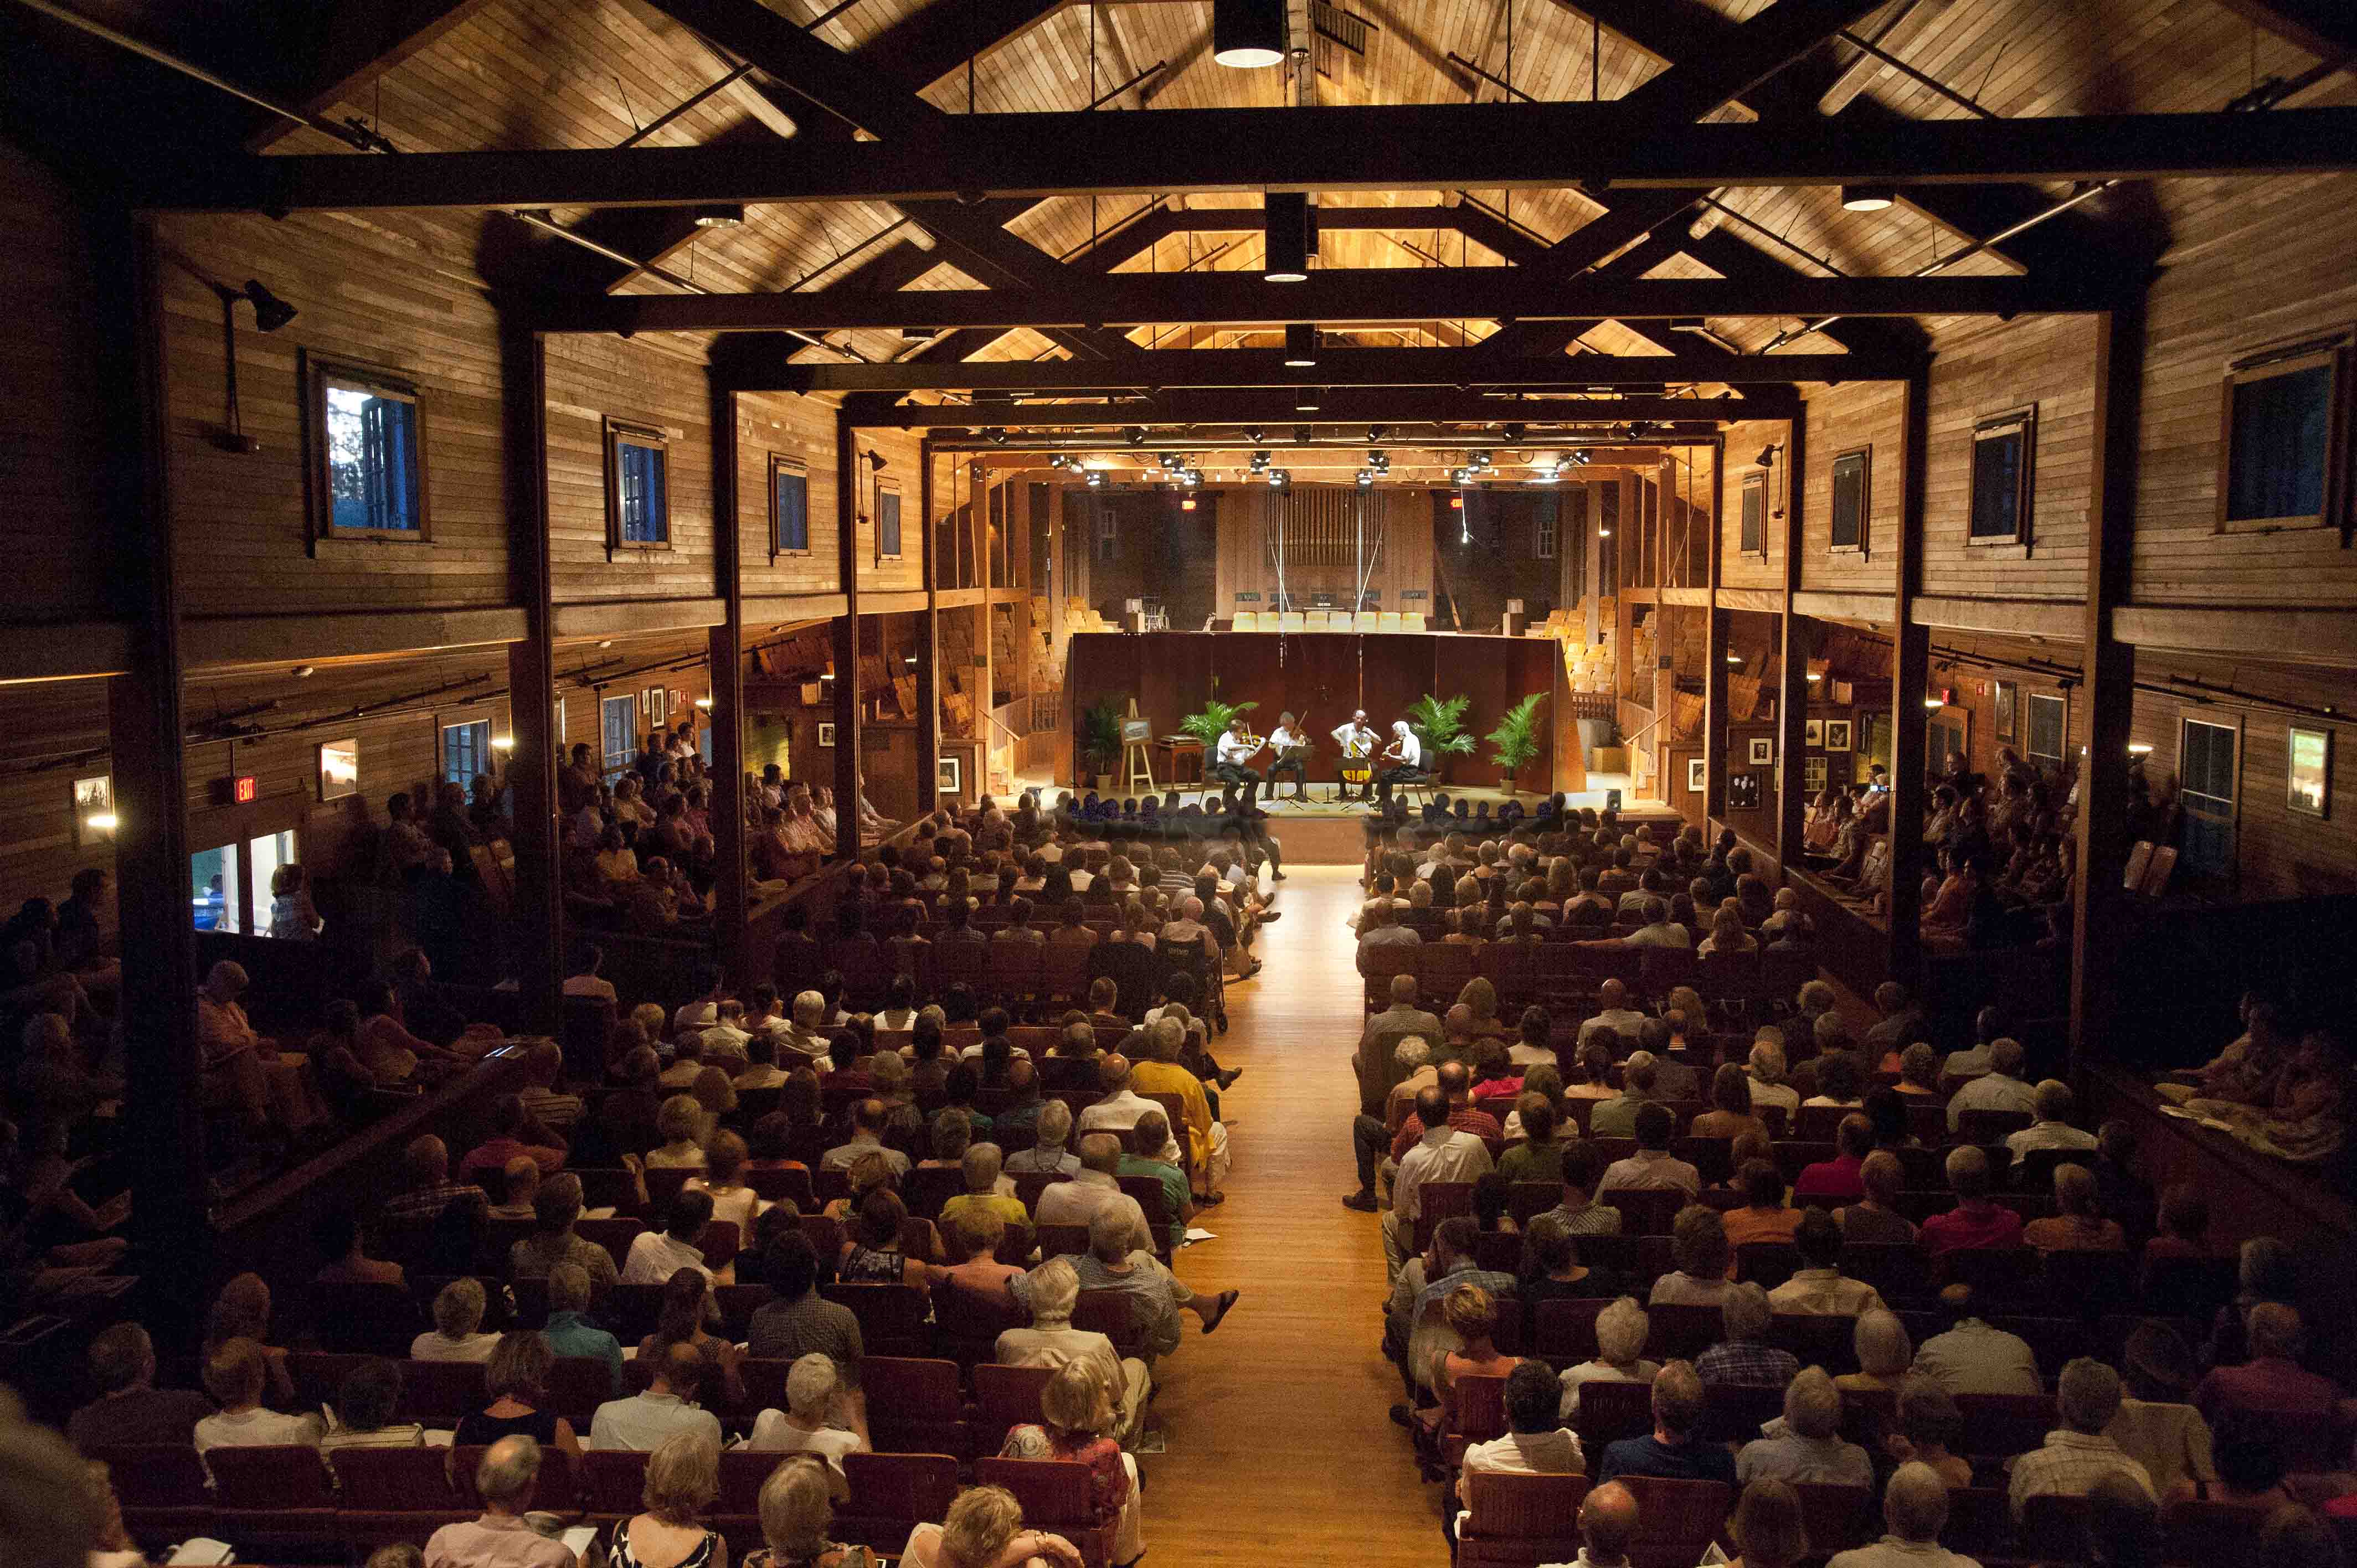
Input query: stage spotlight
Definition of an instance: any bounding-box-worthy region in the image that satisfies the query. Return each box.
[1125,426,1148,446]
[1243,427,1265,445]
[1182,468,1203,487]
[1501,422,1526,443]
[983,426,1008,445]
[1356,468,1374,487]
[1569,448,1591,465]
[1366,424,1388,443]
[1085,470,1105,487]
[1468,450,1493,468]
[1267,468,1290,488]
[1249,450,1270,470]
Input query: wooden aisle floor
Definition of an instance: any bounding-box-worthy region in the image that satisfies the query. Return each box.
[1144,865,1441,1567]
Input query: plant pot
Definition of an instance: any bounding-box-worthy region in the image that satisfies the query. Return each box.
[1095,772,1118,793]
[1497,768,1521,797]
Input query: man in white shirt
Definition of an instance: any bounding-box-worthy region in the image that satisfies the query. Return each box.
[698,1001,752,1070]
[1912,1286,2044,1396]
[425,1437,578,1568]
[1577,980,1648,1049]
[194,1338,323,1458]
[1332,710,1380,801]
[779,990,833,1067]
[1941,1006,2007,1083]
[1262,711,1312,802]
[1622,899,1693,950]
[2009,1359,2157,1519]
[1075,1055,1183,1164]
[2005,1080,2100,1172]
[1034,1135,1155,1255]
[1375,719,1425,806]
[1768,1210,1887,1317]
[621,1190,715,1284]
[744,1354,868,1497]
[1211,718,1268,813]
[1946,1038,2040,1132]
[1826,1463,1983,1568]
[1462,1360,1587,1479]
[821,1100,912,1177]
[671,966,725,1041]
[562,945,616,1004]
[1383,1085,1494,1276]
[588,1342,724,1450]
[1598,1104,1700,1198]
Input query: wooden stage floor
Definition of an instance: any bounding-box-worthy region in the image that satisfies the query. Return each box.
[1144,865,1443,1565]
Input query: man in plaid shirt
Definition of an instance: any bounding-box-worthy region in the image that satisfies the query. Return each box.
[379,1134,489,1226]
[2010,1358,2157,1519]
[1696,1282,1802,1389]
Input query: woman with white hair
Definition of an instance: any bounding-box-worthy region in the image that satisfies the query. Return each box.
[614,1427,726,1568]
[1557,1296,1660,1420]
[993,1257,1150,1445]
[411,1277,500,1363]
[1746,1035,1801,1121]
[1737,1366,1874,1486]
[998,1360,1142,1564]
[1838,1311,1915,1396]
[747,1354,870,1497]
[745,1454,871,1568]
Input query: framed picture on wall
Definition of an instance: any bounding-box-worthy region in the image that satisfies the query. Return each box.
[1748,736,1774,766]
[1994,680,2018,744]
[1686,757,1706,792]
[1804,719,1824,747]
[71,775,115,846]
[817,722,836,748]
[1824,719,1853,752]
[1804,756,1828,796]
[318,738,359,801]
[644,687,668,726]
[2289,725,2331,817]
[937,755,961,796]
[1727,772,1763,810]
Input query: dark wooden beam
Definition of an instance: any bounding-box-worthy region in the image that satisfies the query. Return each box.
[1613,0,1888,123]
[1773,419,1809,876]
[753,347,1903,393]
[917,443,940,824]
[708,378,748,975]
[496,313,562,1038]
[833,411,862,862]
[855,0,1069,92]
[849,389,1791,426]
[550,270,2102,337]
[141,107,2357,213]
[248,0,499,149]
[2206,0,2357,64]
[1885,369,1931,983]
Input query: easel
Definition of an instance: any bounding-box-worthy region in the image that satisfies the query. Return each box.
[1120,700,1157,794]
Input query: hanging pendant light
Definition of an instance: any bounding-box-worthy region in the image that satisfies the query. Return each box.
[1213,0,1286,68]
[1262,193,1310,282]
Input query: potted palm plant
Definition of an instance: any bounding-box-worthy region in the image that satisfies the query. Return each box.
[1179,697,1259,747]
[1486,691,1550,796]
[1406,693,1476,783]
[1078,698,1126,793]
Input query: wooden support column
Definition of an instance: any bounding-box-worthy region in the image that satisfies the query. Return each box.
[497,313,562,1036]
[2072,302,2145,1071]
[1703,442,1731,824]
[832,411,862,860]
[1886,371,1933,981]
[1774,416,1811,876]
[99,211,208,1327]
[707,379,747,969]
[917,441,940,819]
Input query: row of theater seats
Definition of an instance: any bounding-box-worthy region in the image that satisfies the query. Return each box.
[779,932,1214,1017]
[1448,1469,2355,1568]
[1358,934,1819,1015]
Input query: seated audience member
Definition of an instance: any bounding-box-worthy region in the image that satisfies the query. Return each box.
[748,1235,864,1367]
[69,1323,212,1451]
[685,1129,762,1238]
[1117,1113,1191,1253]
[2206,1420,2292,1511]
[454,1332,581,1456]
[821,1098,912,1177]
[1912,1284,2042,1396]
[1558,1296,1660,1420]
[425,1437,578,1568]
[837,1188,927,1289]
[1771,1208,1887,1317]
[635,1269,746,1410]
[317,1358,425,1473]
[1578,979,1646,1049]
[1018,1203,1237,1365]
[747,1452,872,1568]
[2141,1186,2214,1273]
[1698,1282,1801,1390]
[2008,1079,2100,1172]
[1746,1037,1802,1122]
[1589,1053,1661,1140]
[1738,1365,1874,1486]
[588,1340,724,1451]
[1565,1042,1619,1103]
[540,1262,624,1395]
[413,1277,501,1362]
[200,1275,294,1415]
[382,1132,491,1227]
[927,1212,1024,1313]
[1895,1043,1943,1097]
[1918,1146,2024,1256]
[1497,1096,1567,1185]
[1837,1311,1915,1397]
[1722,1159,1804,1256]
[1418,1282,1522,1438]
[2023,1161,2126,1253]
[1885,1383,1973,1488]
[996,1255,1150,1445]
[511,1172,619,1301]
[516,1041,585,1135]
[940,1142,1027,1236]
[195,1337,324,1454]
[747,1353,871,1493]
[1795,1115,1874,1203]
[461,1094,568,1183]
[1694,1062,1771,1143]
[1945,1038,2037,1131]
[1569,1482,1641,1568]
[2009,1358,2157,1518]
[1075,1054,1185,1162]
[998,1360,1140,1559]
[1036,1133,1154,1255]
[1383,1084,1496,1275]
[1649,1205,1735,1306]
[646,1095,710,1169]
[1005,1098,1080,1176]
[1456,1359,1586,1539]
[1825,1463,1975,1568]
[1722,1478,1809,1568]
[1593,1360,1738,1485]
[1538,1142,1623,1236]
[1601,1103,1700,1196]
[624,1189,721,1285]
[2108,1321,2215,1500]
[2194,1302,2341,1426]
[613,1428,726,1568]
[1836,1151,1918,1246]
[1803,1049,1867,1111]
[897,1482,1080,1568]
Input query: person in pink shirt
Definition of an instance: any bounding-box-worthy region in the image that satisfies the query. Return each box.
[2194,1303,2344,1427]
[1793,1116,1872,1203]
[1918,1146,2024,1257]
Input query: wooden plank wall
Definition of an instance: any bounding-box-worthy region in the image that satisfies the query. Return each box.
[545,333,715,604]
[0,679,118,921]
[737,391,842,597]
[1797,382,1903,596]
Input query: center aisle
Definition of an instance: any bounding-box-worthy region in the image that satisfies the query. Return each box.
[1147,865,1438,1566]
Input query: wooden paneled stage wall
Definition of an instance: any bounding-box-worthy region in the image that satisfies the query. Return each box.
[1064,630,1569,795]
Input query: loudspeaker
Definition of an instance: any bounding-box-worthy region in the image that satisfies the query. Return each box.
[1605,788,1623,811]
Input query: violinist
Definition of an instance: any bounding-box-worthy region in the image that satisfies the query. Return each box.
[1265,711,1313,803]
[1212,716,1269,814]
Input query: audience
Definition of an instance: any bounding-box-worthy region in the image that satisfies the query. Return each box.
[425,1436,577,1568]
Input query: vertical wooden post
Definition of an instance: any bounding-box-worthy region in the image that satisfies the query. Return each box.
[497,313,562,1035]
[1886,371,1933,982]
[1702,442,1731,825]
[1774,415,1811,877]
[833,412,862,860]
[917,441,940,824]
[2073,302,2144,1071]
[99,211,209,1329]
[707,378,747,971]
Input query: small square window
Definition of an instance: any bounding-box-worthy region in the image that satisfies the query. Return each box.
[307,354,428,543]
[1829,447,1870,554]
[876,482,903,559]
[605,418,670,554]
[1740,470,1768,557]
[2219,332,2350,534]
[770,456,810,556]
[1969,408,2036,546]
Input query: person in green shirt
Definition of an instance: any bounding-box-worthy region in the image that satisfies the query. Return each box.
[1497,1095,1568,1188]
[1116,1111,1192,1254]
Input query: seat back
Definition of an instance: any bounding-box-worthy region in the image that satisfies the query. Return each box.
[1603,1188,1686,1236]
[901,1165,967,1220]
[863,1356,971,1459]
[974,1457,1116,1568]
[1958,1108,2034,1144]
[1036,1223,1090,1260]
[1841,1242,1933,1304]
[398,1358,488,1422]
[1941,1246,2041,1307]
[332,1444,461,1512]
[305,1283,423,1354]
[1450,1373,1511,1442]
[972,1362,1055,1454]
[577,1447,649,1515]
[838,1452,961,1552]
[1699,1380,1789,1443]
[1645,1303,1725,1361]
[1615,1476,1733,1568]
[204,1443,337,1509]
[821,1283,932,1356]
[1790,1483,1876,1556]
[1457,1471,1591,1567]
[1956,1391,2056,1459]
[1735,1241,1801,1291]
[2041,1249,2135,1316]
[548,1354,617,1426]
[1073,1290,1146,1360]
[1767,1313,1859,1375]
[1572,1376,1656,1448]
[575,1216,647,1270]
[1531,1297,1611,1362]
[1417,943,1477,1008]
[2020,1493,2092,1563]
[97,1444,212,1509]
[1411,1180,1476,1254]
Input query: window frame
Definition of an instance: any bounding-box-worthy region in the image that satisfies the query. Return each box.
[304,351,431,547]
[439,718,492,788]
[604,416,673,556]
[1828,446,1871,556]
[1535,499,1558,560]
[1740,469,1769,560]
[2179,714,2242,885]
[1095,503,1118,563]
[2288,724,2332,819]
[1967,405,2037,550]
[2025,692,2067,770]
[2216,328,2353,537]
[600,693,639,781]
[769,453,811,559]
[874,476,904,561]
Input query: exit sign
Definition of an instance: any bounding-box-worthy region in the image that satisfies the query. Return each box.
[234,775,258,804]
